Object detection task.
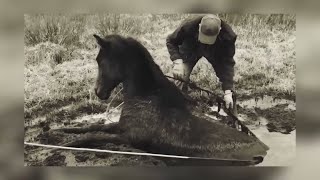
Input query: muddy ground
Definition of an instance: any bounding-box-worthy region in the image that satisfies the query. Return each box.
[24,95,295,166]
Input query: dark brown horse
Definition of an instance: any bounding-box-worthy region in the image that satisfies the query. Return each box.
[46,34,268,166]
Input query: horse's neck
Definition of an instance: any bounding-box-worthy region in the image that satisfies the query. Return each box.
[123,64,160,98]
[123,59,188,110]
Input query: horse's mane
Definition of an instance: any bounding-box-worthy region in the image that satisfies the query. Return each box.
[126,38,166,80]
[125,37,188,107]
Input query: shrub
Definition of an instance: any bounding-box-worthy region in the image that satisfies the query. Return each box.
[94,14,153,38]
[24,42,69,66]
[24,14,86,47]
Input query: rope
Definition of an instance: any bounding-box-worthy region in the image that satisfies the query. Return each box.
[165,75,222,99]
[24,142,190,159]
[165,75,258,138]
[23,142,252,162]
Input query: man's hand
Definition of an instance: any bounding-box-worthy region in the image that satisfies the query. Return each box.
[172,59,188,81]
[224,90,233,109]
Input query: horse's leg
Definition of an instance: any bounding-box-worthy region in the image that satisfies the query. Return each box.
[52,122,121,134]
[51,133,129,149]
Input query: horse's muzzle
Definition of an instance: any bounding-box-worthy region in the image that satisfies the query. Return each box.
[94,87,110,100]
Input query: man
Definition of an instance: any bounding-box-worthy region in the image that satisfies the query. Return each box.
[166,14,237,110]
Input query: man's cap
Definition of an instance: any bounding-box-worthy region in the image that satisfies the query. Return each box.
[198,14,221,45]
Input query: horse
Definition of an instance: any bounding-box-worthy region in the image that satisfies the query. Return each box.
[44,34,268,166]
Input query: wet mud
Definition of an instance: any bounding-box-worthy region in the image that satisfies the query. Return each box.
[24,96,295,166]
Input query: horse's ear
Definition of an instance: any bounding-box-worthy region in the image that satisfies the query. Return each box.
[93,34,105,48]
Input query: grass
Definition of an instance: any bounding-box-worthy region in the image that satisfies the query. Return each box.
[24,14,86,47]
[24,14,296,123]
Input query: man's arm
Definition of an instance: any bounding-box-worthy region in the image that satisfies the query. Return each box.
[166,24,185,61]
[212,41,236,91]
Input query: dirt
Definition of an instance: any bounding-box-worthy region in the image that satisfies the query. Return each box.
[238,96,296,134]
[24,96,295,166]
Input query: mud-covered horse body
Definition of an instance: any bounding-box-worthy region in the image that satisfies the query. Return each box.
[119,95,267,163]
[44,34,268,166]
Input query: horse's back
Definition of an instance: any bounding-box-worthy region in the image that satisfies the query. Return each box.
[119,96,268,163]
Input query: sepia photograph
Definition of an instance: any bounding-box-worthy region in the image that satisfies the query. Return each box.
[24,14,295,166]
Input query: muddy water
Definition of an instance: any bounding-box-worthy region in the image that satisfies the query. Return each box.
[253,128,296,166]
[238,96,296,166]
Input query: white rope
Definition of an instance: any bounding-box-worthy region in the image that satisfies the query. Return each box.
[24,142,254,162]
[24,142,189,159]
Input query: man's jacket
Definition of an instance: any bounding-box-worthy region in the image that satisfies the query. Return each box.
[166,15,237,91]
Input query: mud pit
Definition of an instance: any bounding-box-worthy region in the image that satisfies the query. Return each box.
[25,108,167,166]
[238,96,296,166]
[24,96,295,166]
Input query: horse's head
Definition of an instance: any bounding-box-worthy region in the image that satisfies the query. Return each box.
[93,34,126,100]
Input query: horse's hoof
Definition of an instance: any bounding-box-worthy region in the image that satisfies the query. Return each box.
[253,156,264,164]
